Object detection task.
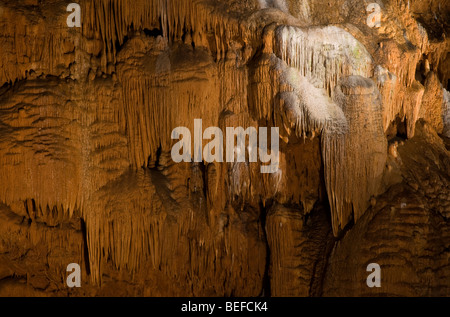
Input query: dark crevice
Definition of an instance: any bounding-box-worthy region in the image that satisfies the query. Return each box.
[143,28,163,38]
[154,145,162,169]
[396,120,408,140]
[313,234,336,297]
[260,200,271,297]
[414,16,447,41]
[114,35,129,53]
[148,144,162,169]
[415,54,429,85]
[181,28,195,49]
[335,213,355,241]
[198,161,208,199]
[80,218,91,276]
[386,116,408,141]
[24,200,31,222]
[318,209,355,296]
[307,208,335,297]
[23,198,37,224]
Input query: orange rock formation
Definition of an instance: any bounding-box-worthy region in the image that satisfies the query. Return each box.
[0,0,448,296]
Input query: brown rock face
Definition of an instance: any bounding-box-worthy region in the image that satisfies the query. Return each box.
[0,0,448,297]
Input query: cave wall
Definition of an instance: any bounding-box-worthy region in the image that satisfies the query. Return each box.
[0,0,449,296]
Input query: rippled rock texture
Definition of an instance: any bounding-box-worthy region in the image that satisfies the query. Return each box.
[0,0,449,296]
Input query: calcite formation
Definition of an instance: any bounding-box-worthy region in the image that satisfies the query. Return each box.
[0,0,448,296]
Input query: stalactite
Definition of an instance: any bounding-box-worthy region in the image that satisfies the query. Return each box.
[322,76,387,236]
[0,0,448,295]
[83,0,246,63]
[274,25,374,98]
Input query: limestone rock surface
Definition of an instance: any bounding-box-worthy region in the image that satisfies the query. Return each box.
[0,0,449,296]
